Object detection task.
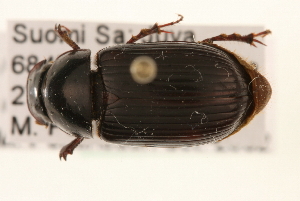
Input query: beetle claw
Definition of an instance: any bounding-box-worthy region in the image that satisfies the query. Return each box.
[59,137,84,161]
[59,145,73,161]
[254,29,272,38]
[54,24,80,50]
[250,30,271,47]
[252,39,266,47]
[160,29,173,34]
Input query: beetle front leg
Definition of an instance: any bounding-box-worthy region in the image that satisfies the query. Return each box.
[126,14,184,44]
[59,137,84,161]
[199,30,271,47]
[55,24,80,50]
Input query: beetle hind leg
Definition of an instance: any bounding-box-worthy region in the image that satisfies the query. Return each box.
[126,14,184,44]
[59,137,84,161]
[199,30,271,47]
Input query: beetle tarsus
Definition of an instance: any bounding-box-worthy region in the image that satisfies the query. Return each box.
[126,14,183,44]
[55,24,80,50]
[199,29,271,47]
[59,137,84,161]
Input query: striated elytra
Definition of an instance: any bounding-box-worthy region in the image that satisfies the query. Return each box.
[27,15,272,160]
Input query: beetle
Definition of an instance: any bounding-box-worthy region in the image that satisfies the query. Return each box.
[27,14,272,160]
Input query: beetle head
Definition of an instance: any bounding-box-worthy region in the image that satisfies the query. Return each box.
[27,60,52,126]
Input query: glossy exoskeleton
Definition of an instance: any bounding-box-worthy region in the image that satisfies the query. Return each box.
[27,15,272,160]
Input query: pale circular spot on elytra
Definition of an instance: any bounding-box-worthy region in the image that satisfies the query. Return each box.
[130,56,157,84]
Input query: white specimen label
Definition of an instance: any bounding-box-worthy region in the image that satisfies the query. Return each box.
[3,20,270,150]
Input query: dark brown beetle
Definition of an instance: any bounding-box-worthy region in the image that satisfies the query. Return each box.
[27,15,271,160]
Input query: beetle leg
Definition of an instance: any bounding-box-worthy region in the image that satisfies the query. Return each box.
[126,14,184,44]
[55,24,80,50]
[199,30,271,47]
[59,137,84,161]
